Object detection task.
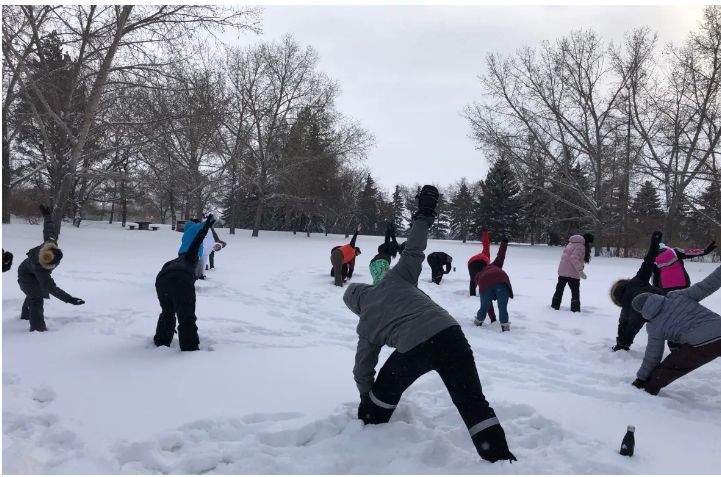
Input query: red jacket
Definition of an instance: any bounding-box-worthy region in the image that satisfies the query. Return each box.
[339,244,357,264]
[468,230,491,265]
[475,240,513,298]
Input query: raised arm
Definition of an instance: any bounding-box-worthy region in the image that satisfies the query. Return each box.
[211,226,221,242]
[634,232,662,282]
[493,238,508,268]
[677,241,716,260]
[481,229,490,257]
[349,225,360,248]
[388,216,432,285]
[39,205,56,242]
[353,337,381,395]
[186,216,215,262]
[387,185,439,285]
[675,263,721,302]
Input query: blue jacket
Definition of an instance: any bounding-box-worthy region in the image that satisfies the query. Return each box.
[179,221,204,257]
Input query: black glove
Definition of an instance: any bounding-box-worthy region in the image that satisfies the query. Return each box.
[705,241,717,254]
[69,297,85,305]
[414,185,439,219]
[472,423,517,463]
[39,204,52,216]
[358,393,374,424]
[2,250,13,272]
[632,378,646,389]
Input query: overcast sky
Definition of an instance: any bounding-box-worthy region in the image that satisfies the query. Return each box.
[228,5,705,191]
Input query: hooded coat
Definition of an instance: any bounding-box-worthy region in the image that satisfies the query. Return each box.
[16,213,74,303]
[344,216,459,394]
[636,264,721,380]
[557,235,586,279]
[653,246,712,289]
[179,221,205,258]
[475,240,513,298]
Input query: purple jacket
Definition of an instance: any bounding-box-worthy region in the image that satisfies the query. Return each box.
[557,235,586,279]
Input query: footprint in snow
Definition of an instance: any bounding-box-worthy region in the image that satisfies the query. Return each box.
[32,386,57,404]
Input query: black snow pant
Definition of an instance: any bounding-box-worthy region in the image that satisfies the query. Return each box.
[154,272,199,351]
[645,339,721,394]
[21,295,46,331]
[358,325,501,458]
[551,276,580,312]
[616,310,646,349]
[209,251,215,269]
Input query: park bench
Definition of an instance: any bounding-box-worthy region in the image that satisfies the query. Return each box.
[128,224,136,230]
[151,226,159,231]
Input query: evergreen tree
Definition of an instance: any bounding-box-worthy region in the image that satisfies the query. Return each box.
[448,178,475,243]
[477,157,521,240]
[630,180,663,240]
[430,191,450,239]
[357,174,381,234]
[390,185,406,234]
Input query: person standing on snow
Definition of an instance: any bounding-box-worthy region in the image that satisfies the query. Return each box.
[426,251,453,285]
[551,233,594,312]
[330,224,362,287]
[630,264,721,395]
[609,231,668,351]
[17,205,85,332]
[154,214,215,351]
[369,223,400,285]
[344,185,516,464]
[652,241,716,291]
[474,236,513,332]
[208,226,226,270]
[3,249,13,272]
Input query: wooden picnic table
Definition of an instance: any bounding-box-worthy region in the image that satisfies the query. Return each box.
[136,221,151,231]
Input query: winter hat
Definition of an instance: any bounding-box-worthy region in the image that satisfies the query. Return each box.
[38,242,62,270]
[343,283,371,315]
[632,293,664,320]
[610,279,630,307]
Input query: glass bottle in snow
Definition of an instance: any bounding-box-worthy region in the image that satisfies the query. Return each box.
[620,425,635,457]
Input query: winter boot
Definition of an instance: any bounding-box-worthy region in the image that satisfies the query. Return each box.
[30,322,47,332]
[474,318,484,326]
[612,344,630,352]
[501,323,510,332]
[570,300,581,313]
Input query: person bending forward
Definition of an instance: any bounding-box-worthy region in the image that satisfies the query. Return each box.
[343,185,516,463]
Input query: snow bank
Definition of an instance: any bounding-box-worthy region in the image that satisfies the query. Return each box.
[2,221,720,473]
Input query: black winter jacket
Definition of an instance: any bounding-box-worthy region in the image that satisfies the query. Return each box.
[16,214,74,302]
[156,218,213,283]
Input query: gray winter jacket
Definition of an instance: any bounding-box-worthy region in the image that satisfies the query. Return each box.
[344,216,459,394]
[637,264,721,380]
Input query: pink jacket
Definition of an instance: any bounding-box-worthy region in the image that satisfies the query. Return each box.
[557,235,586,279]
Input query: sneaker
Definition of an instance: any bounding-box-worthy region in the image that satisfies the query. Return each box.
[501,324,510,332]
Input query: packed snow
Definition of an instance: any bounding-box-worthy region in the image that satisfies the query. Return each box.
[2,220,720,474]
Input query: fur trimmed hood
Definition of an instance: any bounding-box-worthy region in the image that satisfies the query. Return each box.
[610,279,629,307]
[38,241,62,270]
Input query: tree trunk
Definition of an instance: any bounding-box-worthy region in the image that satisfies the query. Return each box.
[251,197,264,237]
[109,201,115,224]
[2,118,11,224]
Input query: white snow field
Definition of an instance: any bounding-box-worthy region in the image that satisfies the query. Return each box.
[2,220,720,474]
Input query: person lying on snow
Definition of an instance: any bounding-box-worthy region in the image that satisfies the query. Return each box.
[551,232,594,312]
[154,214,215,351]
[610,231,668,352]
[3,248,13,272]
[652,240,717,291]
[343,185,516,464]
[330,224,362,287]
[427,251,453,285]
[630,263,721,395]
[369,222,401,285]
[17,205,84,332]
[474,236,513,332]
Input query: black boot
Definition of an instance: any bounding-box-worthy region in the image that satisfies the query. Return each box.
[570,300,580,313]
[472,423,517,463]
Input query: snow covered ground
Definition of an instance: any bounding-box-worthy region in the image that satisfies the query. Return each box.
[2,220,720,474]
